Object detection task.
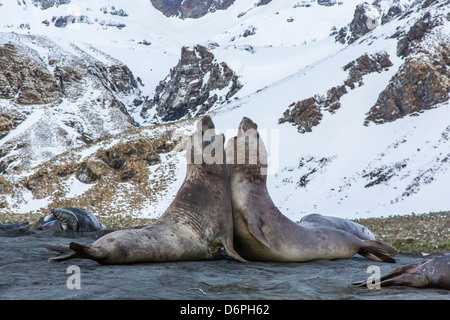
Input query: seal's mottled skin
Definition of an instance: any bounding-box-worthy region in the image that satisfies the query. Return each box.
[355,253,450,290]
[48,116,245,265]
[35,207,105,232]
[226,117,398,263]
[299,214,375,240]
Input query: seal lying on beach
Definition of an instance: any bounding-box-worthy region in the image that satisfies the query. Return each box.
[35,207,106,232]
[226,116,398,263]
[299,214,375,241]
[354,253,450,290]
[47,116,246,265]
[0,221,30,230]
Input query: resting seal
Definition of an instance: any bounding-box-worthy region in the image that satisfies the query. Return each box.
[0,221,29,230]
[225,117,398,263]
[47,116,245,265]
[354,253,450,290]
[299,214,375,240]
[35,207,106,232]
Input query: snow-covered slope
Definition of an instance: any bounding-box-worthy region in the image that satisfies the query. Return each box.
[0,0,449,221]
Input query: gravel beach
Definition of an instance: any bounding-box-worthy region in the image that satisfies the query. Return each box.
[0,228,448,300]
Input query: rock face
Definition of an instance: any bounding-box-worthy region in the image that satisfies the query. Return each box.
[0,33,141,174]
[31,0,71,10]
[365,42,449,124]
[280,52,393,133]
[0,43,62,105]
[279,98,323,134]
[336,2,381,44]
[365,8,449,125]
[141,45,241,123]
[396,11,442,57]
[150,0,235,19]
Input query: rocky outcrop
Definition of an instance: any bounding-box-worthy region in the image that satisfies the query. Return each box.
[0,33,141,174]
[281,52,393,133]
[150,0,235,19]
[141,45,241,123]
[0,43,62,105]
[335,2,381,45]
[396,11,442,57]
[365,42,449,125]
[279,98,323,134]
[31,0,71,10]
[381,3,404,25]
[365,5,449,125]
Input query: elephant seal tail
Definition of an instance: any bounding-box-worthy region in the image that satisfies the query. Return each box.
[45,243,78,263]
[46,242,104,263]
[67,242,106,262]
[358,240,399,263]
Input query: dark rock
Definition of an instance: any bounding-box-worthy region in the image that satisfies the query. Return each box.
[256,0,272,6]
[348,3,381,44]
[54,15,90,28]
[0,43,62,105]
[279,98,323,134]
[76,162,102,184]
[147,153,161,166]
[120,169,135,181]
[141,45,241,122]
[336,2,381,44]
[318,0,337,7]
[32,0,71,10]
[281,52,393,133]
[397,12,441,57]
[366,45,449,125]
[150,0,235,19]
[0,112,27,140]
[343,52,393,88]
[381,4,403,25]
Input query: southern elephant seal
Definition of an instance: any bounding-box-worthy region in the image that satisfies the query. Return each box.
[225,116,398,263]
[35,207,106,232]
[299,214,375,241]
[47,115,246,265]
[0,221,30,230]
[354,253,450,290]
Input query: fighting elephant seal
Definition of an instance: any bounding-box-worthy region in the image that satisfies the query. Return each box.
[47,116,246,265]
[354,253,450,290]
[299,214,375,241]
[35,207,106,232]
[225,117,398,263]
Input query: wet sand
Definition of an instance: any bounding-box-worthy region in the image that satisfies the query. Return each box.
[0,228,448,300]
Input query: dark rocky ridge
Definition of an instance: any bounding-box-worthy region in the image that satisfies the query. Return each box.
[0,43,62,105]
[150,0,235,19]
[141,45,241,123]
[366,7,449,125]
[335,2,381,45]
[365,40,449,125]
[280,52,393,133]
[31,0,71,10]
[0,33,142,174]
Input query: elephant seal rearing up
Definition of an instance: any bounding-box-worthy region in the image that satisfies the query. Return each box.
[47,116,246,264]
[225,117,398,263]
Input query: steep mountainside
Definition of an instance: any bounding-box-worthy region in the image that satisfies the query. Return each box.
[0,0,449,221]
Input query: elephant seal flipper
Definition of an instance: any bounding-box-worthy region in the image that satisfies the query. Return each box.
[52,208,78,231]
[245,207,272,249]
[358,240,398,263]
